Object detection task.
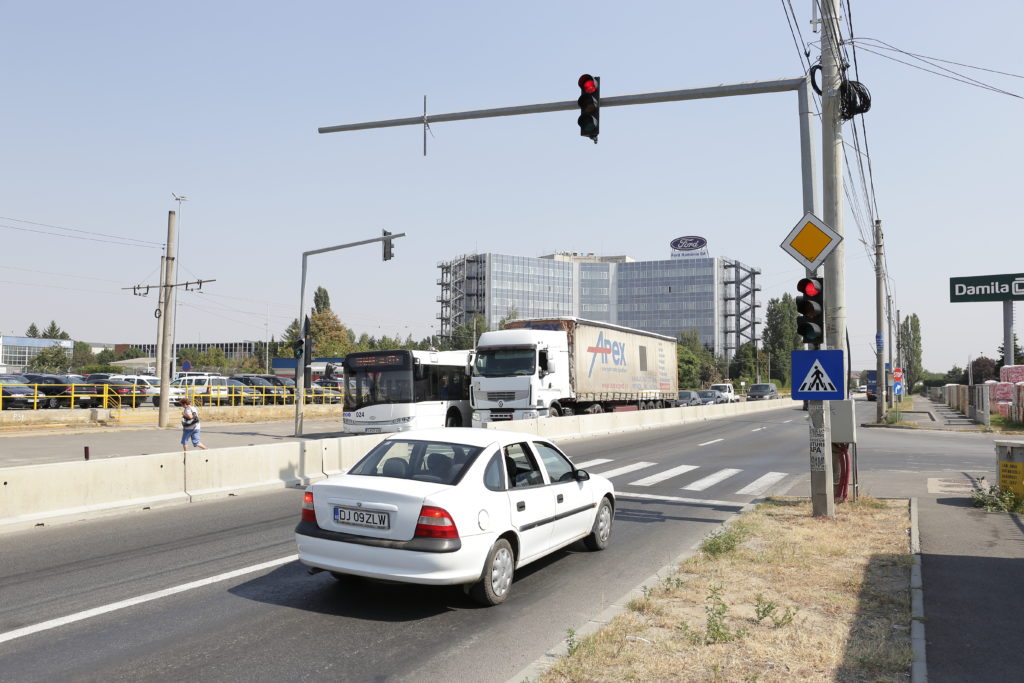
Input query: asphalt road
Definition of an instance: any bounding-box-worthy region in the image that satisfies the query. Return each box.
[0,401,999,682]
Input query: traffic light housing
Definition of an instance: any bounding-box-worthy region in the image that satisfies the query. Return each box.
[382,229,394,261]
[577,74,600,142]
[796,277,825,346]
[292,338,304,359]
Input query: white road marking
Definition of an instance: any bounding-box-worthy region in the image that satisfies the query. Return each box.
[628,464,699,487]
[593,461,657,479]
[574,458,613,469]
[735,472,789,496]
[682,468,742,491]
[697,438,724,446]
[783,420,793,423]
[0,555,297,646]
[751,427,764,432]
[616,491,743,508]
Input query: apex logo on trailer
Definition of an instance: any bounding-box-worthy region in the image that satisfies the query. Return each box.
[587,331,627,377]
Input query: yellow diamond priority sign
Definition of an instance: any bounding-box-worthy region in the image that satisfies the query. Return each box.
[780,212,843,271]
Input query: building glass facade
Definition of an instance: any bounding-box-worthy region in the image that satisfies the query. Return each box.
[0,336,74,373]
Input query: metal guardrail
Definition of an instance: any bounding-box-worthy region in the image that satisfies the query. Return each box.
[0,383,343,411]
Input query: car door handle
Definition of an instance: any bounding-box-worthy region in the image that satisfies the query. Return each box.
[517,501,526,511]
[556,494,564,503]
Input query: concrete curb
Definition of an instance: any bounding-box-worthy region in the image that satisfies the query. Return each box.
[505,499,761,683]
[910,496,927,683]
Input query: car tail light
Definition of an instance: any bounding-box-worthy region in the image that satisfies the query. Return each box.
[414,506,459,539]
[301,491,316,523]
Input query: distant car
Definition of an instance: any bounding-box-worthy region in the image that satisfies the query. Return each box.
[857,384,867,393]
[746,383,780,400]
[0,376,40,410]
[20,373,100,409]
[171,375,230,406]
[90,378,150,407]
[675,390,703,407]
[231,375,288,405]
[308,380,342,404]
[256,375,296,404]
[296,428,615,606]
[227,378,262,405]
[696,389,727,405]
[110,375,184,406]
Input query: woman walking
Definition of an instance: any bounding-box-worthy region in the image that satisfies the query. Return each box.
[180,397,207,451]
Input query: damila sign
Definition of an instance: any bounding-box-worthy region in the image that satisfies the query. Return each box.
[949,273,1024,303]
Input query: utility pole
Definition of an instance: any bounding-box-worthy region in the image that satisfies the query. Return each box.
[158,211,177,428]
[874,219,885,423]
[896,309,902,376]
[887,294,895,409]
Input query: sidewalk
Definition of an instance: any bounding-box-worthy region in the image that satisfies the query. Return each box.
[883,394,983,431]
[859,467,1024,682]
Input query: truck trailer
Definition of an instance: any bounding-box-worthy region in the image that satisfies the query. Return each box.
[470,317,678,426]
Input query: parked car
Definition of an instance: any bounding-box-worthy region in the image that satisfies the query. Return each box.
[0,376,41,410]
[746,383,780,400]
[85,373,116,381]
[696,389,727,405]
[110,375,184,406]
[226,379,262,406]
[256,374,296,404]
[170,375,230,406]
[295,428,615,606]
[231,374,288,404]
[309,380,342,404]
[674,390,703,407]
[20,373,100,409]
[90,378,150,408]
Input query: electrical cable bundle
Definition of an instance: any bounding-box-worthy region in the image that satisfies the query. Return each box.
[809,64,872,120]
[833,443,851,503]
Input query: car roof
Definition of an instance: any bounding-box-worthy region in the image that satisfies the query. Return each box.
[382,427,550,449]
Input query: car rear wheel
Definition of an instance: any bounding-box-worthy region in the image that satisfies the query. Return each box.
[584,497,613,551]
[47,397,60,409]
[469,538,514,606]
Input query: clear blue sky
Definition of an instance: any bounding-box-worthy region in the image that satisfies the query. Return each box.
[1,1,1020,374]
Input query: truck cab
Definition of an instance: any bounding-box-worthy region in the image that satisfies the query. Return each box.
[470,329,570,426]
[709,383,740,403]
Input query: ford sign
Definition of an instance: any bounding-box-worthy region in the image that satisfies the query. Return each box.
[670,236,708,251]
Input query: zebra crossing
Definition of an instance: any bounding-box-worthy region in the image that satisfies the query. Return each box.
[574,457,791,500]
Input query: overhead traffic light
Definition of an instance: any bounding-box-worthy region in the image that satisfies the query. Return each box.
[577,74,600,142]
[382,229,394,261]
[796,277,825,346]
[292,338,304,359]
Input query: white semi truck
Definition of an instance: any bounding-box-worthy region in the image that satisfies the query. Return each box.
[470,317,678,426]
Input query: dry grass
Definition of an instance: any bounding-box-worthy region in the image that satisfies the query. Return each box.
[538,496,912,683]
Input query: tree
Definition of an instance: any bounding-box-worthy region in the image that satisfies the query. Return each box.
[310,309,354,358]
[96,348,116,365]
[282,318,301,345]
[677,330,720,388]
[994,333,1024,371]
[41,320,71,339]
[898,313,923,390]
[761,294,798,383]
[71,341,96,369]
[27,344,70,373]
[943,365,963,383]
[498,308,519,329]
[964,356,998,384]
[451,315,488,350]
[117,346,144,360]
[25,323,40,338]
[313,286,331,315]
[728,342,757,384]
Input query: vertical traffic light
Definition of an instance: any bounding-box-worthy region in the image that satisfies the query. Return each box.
[796,277,825,346]
[292,338,304,359]
[577,74,600,142]
[382,229,394,261]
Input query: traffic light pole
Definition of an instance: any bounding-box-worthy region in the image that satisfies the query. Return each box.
[293,232,405,436]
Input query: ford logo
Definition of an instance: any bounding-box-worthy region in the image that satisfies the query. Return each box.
[670,236,707,251]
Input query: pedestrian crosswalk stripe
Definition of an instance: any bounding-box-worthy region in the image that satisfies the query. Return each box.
[798,359,837,393]
[734,472,788,496]
[573,458,613,469]
[592,461,657,479]
[628,464,699,487]
[682,468,742,491]
[617,491,744,508]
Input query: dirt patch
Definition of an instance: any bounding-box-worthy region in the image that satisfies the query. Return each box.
[539,497,912,683]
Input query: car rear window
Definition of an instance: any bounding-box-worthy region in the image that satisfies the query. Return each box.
[350,439,484,486]
[751,384,774,391]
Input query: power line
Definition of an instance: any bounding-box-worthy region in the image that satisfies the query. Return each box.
[853,44,1023,99]
[0,222,162,249]
[0,215,163,246]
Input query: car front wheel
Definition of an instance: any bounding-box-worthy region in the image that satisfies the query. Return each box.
[584,497,613,551]
[469,538,514,606]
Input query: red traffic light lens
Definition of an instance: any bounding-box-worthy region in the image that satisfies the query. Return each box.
[578,74,597,94]
[798,278,821,297]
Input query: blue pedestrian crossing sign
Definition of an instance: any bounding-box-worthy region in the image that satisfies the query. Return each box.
[791,350,845,400]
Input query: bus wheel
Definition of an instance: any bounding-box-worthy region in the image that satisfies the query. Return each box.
[445,410,462,428]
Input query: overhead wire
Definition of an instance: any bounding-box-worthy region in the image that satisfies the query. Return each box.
[0,215,163,246]
[0,222,162,249]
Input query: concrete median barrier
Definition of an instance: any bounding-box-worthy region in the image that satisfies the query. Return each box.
[185,442,315,502]
[0,452,188,532]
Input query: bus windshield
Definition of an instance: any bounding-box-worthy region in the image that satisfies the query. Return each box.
[473,347,536,377]
[343,351,414,411]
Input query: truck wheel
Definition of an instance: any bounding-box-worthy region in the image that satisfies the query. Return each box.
[445,410,462,427]
[548,405,560,418]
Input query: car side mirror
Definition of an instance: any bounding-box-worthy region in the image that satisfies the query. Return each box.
[574,469,590,481]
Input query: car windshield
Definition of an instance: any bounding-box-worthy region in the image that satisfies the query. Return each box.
[0,378,30,387]
[473,347,536,377]
[343,368,413,410]
[277,378,295,386]
[349,439,484,486]
[678,391,693,399]
[750,384,773,392]
[710,385,730,392]
[698,391,716,398]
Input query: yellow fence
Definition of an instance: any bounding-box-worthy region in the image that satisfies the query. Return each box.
[0,383,342,411]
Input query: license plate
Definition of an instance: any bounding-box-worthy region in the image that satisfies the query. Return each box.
[365,427,381,434]
[333,506,390,530]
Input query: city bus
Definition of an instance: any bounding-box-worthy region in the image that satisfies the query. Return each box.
[342,349,472,434]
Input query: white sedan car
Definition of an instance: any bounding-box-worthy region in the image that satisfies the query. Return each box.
[295,428,615,606]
